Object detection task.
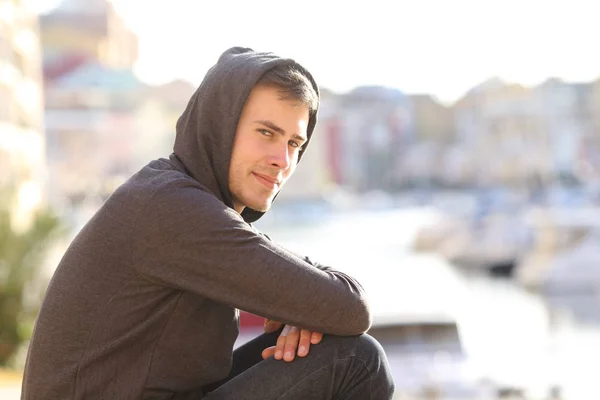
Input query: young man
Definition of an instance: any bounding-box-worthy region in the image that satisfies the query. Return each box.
[22,47,394,399]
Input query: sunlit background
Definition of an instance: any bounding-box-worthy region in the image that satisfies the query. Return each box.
[2,0,600,399]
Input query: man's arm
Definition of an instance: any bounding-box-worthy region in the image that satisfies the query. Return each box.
[255,229,346,360]
[132,182,371,336]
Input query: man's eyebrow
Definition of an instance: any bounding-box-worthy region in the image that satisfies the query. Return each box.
[254,120,307,142]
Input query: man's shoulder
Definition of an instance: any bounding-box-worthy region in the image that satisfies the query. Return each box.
[102,160,211,212]
[121,160,228,211]
[122,160,203,193]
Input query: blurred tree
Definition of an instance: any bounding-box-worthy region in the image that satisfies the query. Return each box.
[0,185,63,367]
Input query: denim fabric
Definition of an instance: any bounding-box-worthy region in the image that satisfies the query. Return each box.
[202,331,395,399]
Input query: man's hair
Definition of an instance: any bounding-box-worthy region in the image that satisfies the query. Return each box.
[257,66,319,112]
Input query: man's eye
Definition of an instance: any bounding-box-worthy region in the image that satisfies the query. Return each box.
[259,129,272,136]
[290,141,304,151]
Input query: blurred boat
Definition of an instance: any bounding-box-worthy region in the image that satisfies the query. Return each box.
[411,209,531,277]
[355,253,553,399]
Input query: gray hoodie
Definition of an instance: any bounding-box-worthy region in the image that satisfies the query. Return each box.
[21,47,371,400]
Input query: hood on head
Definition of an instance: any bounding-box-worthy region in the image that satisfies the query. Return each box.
[172,47,319,223]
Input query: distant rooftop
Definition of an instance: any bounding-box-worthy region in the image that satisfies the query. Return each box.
[52,61,141,90]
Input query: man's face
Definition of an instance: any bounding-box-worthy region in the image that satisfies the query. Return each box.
[229,84,310,214]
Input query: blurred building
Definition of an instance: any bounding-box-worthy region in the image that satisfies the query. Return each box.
[39,0,144,210]
[316,88,344,188]
[407,94,456,186]
[40,0,137,77]
[454,78,548,187]
[534,78,595,184]
[325,86,414,192]
[0,0,45,195]
[410,94,455,143]
[452,77,600,189]
[44,66,198,209]
[591,78,600,182]
[298,77,600,194]
[592,78,600,137]
[44,62,146,207]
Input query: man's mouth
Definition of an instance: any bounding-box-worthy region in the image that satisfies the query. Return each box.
[252,172,280,189]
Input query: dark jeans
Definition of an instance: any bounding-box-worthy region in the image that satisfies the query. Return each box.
[201,331,395,399]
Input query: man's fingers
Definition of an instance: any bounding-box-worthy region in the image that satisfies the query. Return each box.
[272,325,323,362]
[262,346,276,360]
[274,332,287,360]
[280,324,293,337]
[282,326,300,362]
[311,331,323,344]
[297,329,312,357]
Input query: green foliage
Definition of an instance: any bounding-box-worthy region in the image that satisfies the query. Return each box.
[0,185,63,367]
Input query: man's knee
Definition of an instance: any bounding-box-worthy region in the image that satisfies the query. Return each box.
[355,333,386,356]
[325,333,395,398]
[352,333,390,370]
[323,333,390,369]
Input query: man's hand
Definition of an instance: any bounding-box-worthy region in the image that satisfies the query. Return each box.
[262,319,323,362]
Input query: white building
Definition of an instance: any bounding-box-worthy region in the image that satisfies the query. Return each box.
[534,78,594,182]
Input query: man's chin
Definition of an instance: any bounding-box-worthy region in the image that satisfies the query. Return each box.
[249,199,273,213]
[252,204,271,213]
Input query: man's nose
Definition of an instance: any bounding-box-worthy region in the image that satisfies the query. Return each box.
[268,144,291,170]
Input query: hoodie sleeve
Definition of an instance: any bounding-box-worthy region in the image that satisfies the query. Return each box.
[253,229,334,272]
[132,181,371,336]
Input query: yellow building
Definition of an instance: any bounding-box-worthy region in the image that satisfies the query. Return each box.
[40,0,137,71]
[410,94,454,143]
[454,78,548,186]
[0,0,45,194]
